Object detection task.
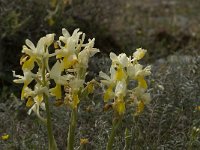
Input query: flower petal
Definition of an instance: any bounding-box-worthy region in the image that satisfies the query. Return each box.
[62,28,70,38]
[26,39,35,50]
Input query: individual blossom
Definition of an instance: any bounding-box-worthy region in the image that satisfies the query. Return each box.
[1,134,9,141]
[99,70,116,102]
[110,52,128,81]
[12,70,34,100]
[112,81,127,115]
[80,138,89,145]
[77,38,100,68]
[85,79,99,94]
[56,28,84,70]
[100,53,128,114]
[127,63,151,89]
[27,94,46,122]
[132,48,147,61]
[21,34,55,71]
[127,48,151,90]
[49,60,74,100]
[64,78,84,109]
[128,87,151,116]
[99,53,129,102]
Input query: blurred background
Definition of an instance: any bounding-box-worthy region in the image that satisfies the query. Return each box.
[1,0,200,149]
[1,0,200,75]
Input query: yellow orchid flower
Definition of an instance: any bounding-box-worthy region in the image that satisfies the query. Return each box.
[49,60,74,100]
[56,28,83,68]
[131,87,151,106]
[99,71,116,102]
[134,100,144,116]
[1,134,9,140]
[110,52,128,81]
[86,79,98,94]
[62,54,78,69]
[13,70,34,100]
[104,85,115,102]
[50,60,72,84]
[26,97,34,107]
[113,96,126,115]
[137,77,147,89]
[133,48,147,61]
[114,66,127,81]
[80,138,89,145]
[77,38,99,68]
[22,34,55,70]
[110,52,129,68]
[28,94,46,122]
[50,84,62,99]
[22,57,35,71]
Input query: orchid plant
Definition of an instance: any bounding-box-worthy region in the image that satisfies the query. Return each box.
[13,28,99,150]
[99,48,151,150]
[13,28,151,150]
[13,33,58,150]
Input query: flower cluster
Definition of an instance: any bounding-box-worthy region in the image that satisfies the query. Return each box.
[13,33,55,121]
[13,28,99,119]
[50,29,99,109]
[100,48,151,116]
[13,28,152,149]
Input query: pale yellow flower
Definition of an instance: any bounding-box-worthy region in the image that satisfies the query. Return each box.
[13,70,34,100]
[99,71,116,102]
[59,28,82,50]
[133,48,147,61]
[23,34,55,57]
[80,138,89,145]
[115,81,127,98]
[134,100,144,116]
[110,52,129,68]
[110,52,128,81]
[22,34,55,71]
[50,84,62,100]
[77,38,99,68]
[130,87,151,105]
[49,60,74,99]
[50,60,73,85]
[103,85,115,102]
[28,95,46,122]
[127,64,151,79]
[127,63,151,89]
[113,97,126,115]
[56,28,99,72]
[56,29,83,70]
[1,134,9,140]
[85,79,98,94]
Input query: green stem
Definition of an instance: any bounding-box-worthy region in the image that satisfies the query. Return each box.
[123,128,132,150]
[106,116,122,150]
[42,58,57,150]
[67,108,78,150]
[44,94,58,150]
